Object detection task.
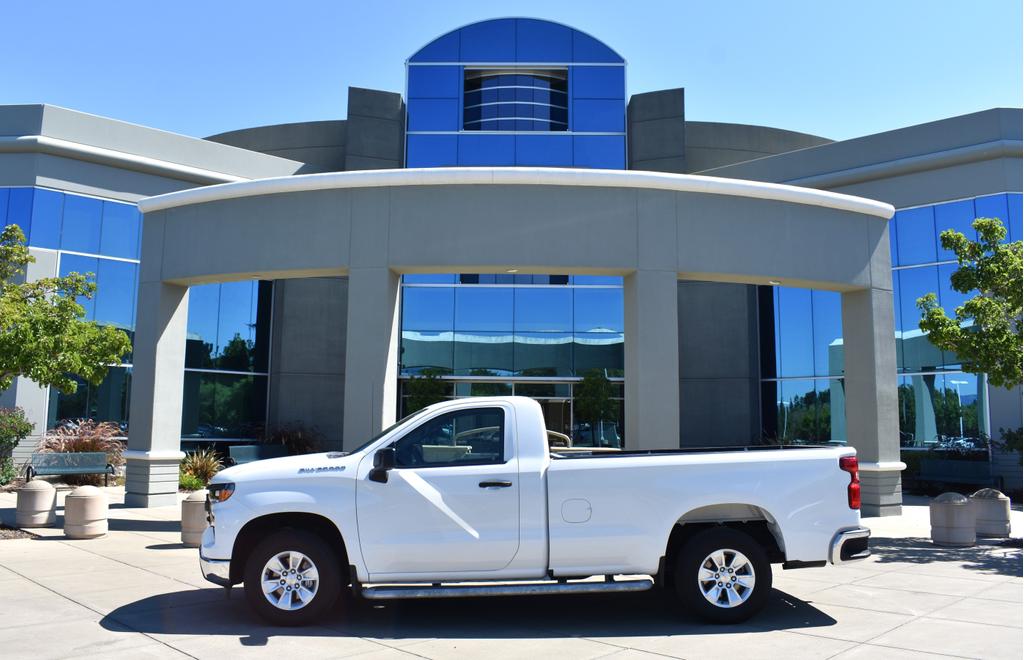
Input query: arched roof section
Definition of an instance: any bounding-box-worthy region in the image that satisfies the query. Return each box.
[408,18,624,64]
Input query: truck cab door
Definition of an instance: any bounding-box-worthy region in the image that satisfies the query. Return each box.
[355,405,520,578]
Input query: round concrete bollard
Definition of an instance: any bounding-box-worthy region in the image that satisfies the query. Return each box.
[181,489,209,548]
[970,488,1012,538]
[930,492,976,547]
[64,485,108,539]
[16,479,57,528]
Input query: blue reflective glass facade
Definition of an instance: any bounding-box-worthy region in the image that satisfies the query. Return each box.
[3,186,272,438]
[406,18,626,169]
[400,275,625,444]
[765,192,1022,447]
[401,275,623,378]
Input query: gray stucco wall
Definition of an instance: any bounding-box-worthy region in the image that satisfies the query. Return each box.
[267,277,349,451]
[0,103,305,467]
[206,120,349,174]
[204,87,405,174]
[707,107,1024,484]
[702,108,1022,208]
[344,87,405,171]
[0,104,303,201]
[626,88,832,174]
[677,282,761,446]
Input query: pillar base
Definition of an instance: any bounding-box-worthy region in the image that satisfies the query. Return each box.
[859,462,905,518]
[124,452,184,508]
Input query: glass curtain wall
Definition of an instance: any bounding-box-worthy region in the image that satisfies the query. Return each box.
[1,187,273,440]
[762,192,1022,449]
[400,274,624,446]
[759,287,846,445]
[1,187,140,434]
[889,192,1020,449]
[182,281,272,440]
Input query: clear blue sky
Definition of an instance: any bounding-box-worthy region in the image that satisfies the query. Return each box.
[2,1,1020,140]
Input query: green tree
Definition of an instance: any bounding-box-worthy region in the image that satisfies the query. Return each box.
[405,368,448,413]
[0,225,132,394]
[574,369,619,442]
[917,217,1022,388]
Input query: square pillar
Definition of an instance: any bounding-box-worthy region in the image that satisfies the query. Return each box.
[342,267,401,451]
[124,282,189,507]
[841,287,904,517]
[624,269,680,449]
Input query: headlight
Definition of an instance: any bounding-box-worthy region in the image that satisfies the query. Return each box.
[207,482,235,504]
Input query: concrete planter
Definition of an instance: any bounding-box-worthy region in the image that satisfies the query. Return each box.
[970,488,1012,538]
[64,485,108,539]
[16,480,56,528]
[181,490,208,547]
[929,492,976,547]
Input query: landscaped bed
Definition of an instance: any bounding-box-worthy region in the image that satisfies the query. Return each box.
[0,523,32,540]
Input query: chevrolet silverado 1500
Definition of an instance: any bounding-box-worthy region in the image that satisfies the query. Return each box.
[199,397,870,625]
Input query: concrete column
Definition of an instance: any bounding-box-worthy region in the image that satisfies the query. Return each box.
[124,282,189,508]
[342,267,400,451]
[841,287,903,517]
[624,269,680,449]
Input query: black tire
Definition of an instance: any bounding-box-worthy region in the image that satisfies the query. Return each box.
[243,528,342,626]
[674,527,772,624]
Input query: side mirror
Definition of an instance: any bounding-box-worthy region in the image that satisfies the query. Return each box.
[369,447,396,483]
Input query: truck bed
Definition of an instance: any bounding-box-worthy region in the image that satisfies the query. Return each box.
[550,444,837,459]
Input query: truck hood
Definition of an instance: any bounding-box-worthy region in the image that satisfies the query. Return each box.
[212,451,360,484]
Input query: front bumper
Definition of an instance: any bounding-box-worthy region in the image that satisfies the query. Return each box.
[829,526,871,564]
[200,552,232,587]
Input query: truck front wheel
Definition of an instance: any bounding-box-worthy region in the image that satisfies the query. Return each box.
[674,527,772,624]
[243,529,342,626]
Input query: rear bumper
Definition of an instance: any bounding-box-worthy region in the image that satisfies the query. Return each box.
[829,526,871,564]
[199,552,232,587]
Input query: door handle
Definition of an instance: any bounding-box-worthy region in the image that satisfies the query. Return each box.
[479,480,512,488]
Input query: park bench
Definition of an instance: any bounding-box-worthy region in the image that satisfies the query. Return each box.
[24,452,116,486]
[226,444,289,466]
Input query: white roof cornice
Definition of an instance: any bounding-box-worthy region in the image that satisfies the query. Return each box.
[137,167,895,219]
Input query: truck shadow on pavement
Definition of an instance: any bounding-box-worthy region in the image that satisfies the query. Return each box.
[869,534,1023,577]
[100,588,836,646]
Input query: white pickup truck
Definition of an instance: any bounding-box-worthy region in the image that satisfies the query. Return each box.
[199,397,870,626]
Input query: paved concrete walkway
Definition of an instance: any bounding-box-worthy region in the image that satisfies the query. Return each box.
[0,488,1020,660]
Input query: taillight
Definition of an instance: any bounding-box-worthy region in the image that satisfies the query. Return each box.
[839,455,861,510]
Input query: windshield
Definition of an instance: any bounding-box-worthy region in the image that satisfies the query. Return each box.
[346,409,430,455]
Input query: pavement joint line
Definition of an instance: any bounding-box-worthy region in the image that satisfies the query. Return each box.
[786,626,957,658]
[577,635,685,658]
[317,637,432,660]
[923,612,1023,630]
[831,578,1020,600]
[590,644,685,659]
[835,640,976,660]
[42,535,207,593]
[342,634,436,659]
[852,577,993,653]
[0,561,201,660]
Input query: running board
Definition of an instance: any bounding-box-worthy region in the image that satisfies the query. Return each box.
[361,578,654,600]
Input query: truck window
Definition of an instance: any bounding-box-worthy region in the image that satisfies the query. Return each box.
[392,407,505,468]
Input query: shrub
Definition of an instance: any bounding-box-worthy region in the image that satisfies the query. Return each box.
[178,469,205,492]
[0,458,16,486]
[0,408,34,486]
[264,423,324,455]
[38,420,124,486]
[181,448,222,484]
[0,407,34,453]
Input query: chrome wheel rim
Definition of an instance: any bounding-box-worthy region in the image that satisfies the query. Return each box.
[697,548,756,608]
[261,551,320,611]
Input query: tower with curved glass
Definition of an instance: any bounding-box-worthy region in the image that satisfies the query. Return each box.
[405,18,626,169]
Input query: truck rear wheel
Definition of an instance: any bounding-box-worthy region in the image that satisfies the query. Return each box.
[243,529,341,626]
[674,527,771,624]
